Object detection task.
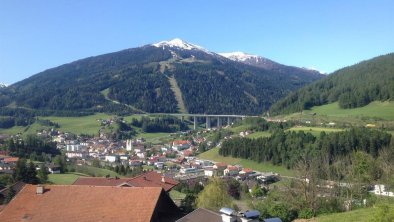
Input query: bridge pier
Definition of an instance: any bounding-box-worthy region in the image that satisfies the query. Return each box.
[206,116,211,129]
[227,117,231,126]
[194,116,197,130]
[217,117,222,128]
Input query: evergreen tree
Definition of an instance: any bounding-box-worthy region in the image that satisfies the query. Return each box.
[13,158,28,182]
[26,161,39,184]
[37,164,49,183]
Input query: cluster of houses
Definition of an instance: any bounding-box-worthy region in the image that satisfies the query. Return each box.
[0,170,283,222]
[0,156,18,174]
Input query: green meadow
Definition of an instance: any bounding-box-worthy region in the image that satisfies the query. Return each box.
[198,147,295,177]
[306,101,394,121]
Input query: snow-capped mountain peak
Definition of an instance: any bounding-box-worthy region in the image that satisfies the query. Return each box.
[218,51,261,62]
[152,38,209,52]
[0,83,8,88]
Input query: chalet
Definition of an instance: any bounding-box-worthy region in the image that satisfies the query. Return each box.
[204,167,215,177]
[239,168,254,175]
[73,171,179,192]
[213,162,228,172]
[224,165,240,176]
[0,185,182,222]
[172,140,190,151]
[3,157,19,164]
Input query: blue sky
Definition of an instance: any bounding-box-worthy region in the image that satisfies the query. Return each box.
[1,0,393,84]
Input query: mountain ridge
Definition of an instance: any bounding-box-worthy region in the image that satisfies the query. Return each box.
[1,39,324,115]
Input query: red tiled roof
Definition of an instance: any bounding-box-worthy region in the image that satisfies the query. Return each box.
[173,140,189,145]
[241,168,253,173]
[73,177,131,186]
[0,185,165,222]
[72,171,179,192]
[214,162,227,167]
[226,166,238,171]
[3,157,19,163]
[128,171,179,192]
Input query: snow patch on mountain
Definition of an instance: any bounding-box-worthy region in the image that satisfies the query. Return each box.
[218,52,261,62]
[0,83,8,88]
[153,38,212,54]
[302,67,326,75]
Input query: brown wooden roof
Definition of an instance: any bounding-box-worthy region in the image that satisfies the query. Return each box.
[0,185,178,222]
[73,171,179,192]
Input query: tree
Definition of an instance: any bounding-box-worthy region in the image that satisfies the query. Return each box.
[26,161,39,184]
[180,193,196,213]
[251,184,265,198]
[120,165,126,175]
[13,158,28,182]
[3,187,16,204]
[53,155,66,173]
[227,178,241,199]
[196,178,232,211]
[37,164,49,183]
[0,174,14,187]
[92,158,100,168]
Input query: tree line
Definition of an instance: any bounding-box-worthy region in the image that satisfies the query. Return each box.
[130,116,189,133]
[219,128,392,170]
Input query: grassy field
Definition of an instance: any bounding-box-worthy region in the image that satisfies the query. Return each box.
[314,202,394,222]
[0,113,113,135]
[287,126,343,136]
[72,165,121,177]
[169,190,186,200]
[48,172,89,185]
[137,132,173,144]
[198,147,295,177]
[306,101,394,121]
[279,101,394,129]
[229,124,254,133]
[42,113,112,135]
[245,131,271,139]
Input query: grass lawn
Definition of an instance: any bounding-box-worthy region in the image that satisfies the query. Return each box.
[287,126,343,136]
[246,131,271,139]
[137,132,173,144]
[305,101,394,121]
[169,190,186,200]
[47,172,88,185]
[315,203,394,222]
[42,113,112,135]
[229,124,253,133]
[198,147,295,177]
[73,165,121,177]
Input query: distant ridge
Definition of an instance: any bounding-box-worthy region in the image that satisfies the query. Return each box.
[0,38,324,115]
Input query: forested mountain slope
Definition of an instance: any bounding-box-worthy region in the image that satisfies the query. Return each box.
[270,53,394,115]
[0,39,323,115]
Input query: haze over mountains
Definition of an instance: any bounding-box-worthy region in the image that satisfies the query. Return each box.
[0,39,324,115]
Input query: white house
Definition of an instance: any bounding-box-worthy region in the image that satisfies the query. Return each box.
[204,168,215,177]
[224,165,240,176]
[66,144,84,152]
[65,152,88,159]
[172,140,190,151]
[105,155,119,163]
